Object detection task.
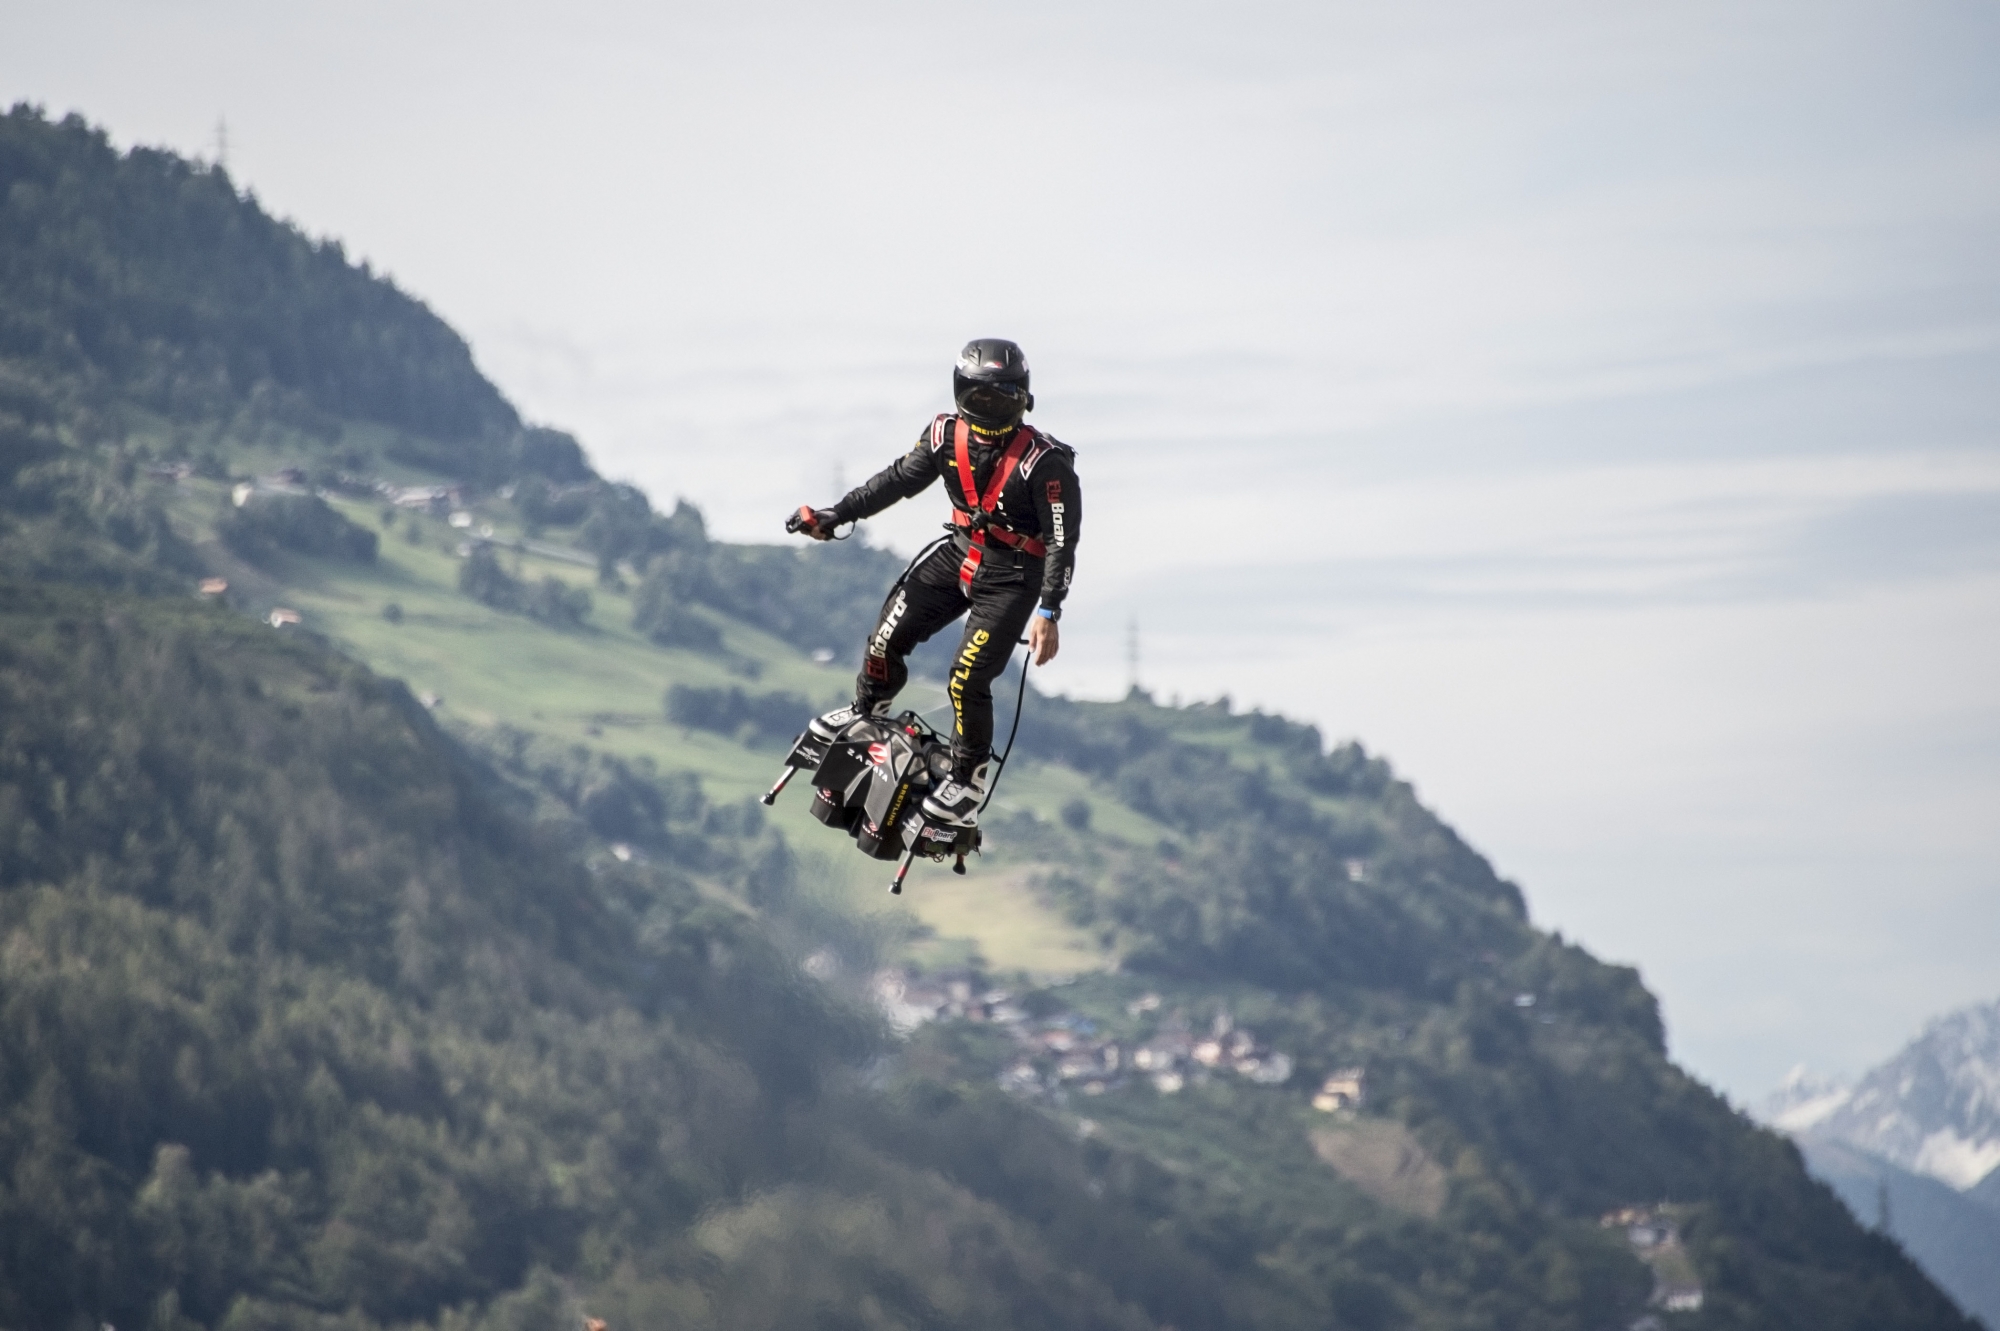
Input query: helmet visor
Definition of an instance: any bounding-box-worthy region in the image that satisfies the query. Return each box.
[957,380,1029,427]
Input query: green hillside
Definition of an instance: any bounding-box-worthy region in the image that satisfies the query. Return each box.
[0,104,1977,1331]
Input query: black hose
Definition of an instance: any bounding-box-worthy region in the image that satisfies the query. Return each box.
[979,640,1033,814]
[893,530,955,588]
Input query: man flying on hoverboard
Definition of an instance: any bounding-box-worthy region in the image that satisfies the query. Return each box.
[791,338,1081,831]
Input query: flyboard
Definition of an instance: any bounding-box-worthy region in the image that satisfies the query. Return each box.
[759,662,1031,895]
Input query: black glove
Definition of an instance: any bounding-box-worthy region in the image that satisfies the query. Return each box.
[786,506,840,540]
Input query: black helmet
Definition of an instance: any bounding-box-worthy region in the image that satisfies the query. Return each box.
[953,338,1034,433]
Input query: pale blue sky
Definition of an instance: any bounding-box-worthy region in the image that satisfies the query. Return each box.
[7,0,1996,1099]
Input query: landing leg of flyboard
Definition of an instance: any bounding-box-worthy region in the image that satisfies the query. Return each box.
[759,765,797,806]
[891,840,920,895]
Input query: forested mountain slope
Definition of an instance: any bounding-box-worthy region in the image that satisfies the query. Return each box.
[0,104,1977,1331]
[0,106,515,459]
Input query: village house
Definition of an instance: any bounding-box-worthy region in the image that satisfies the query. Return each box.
[1600,1205,1704,1315]
[1239,1052,1294,1085]
[866,971,1304,1106]
[871,969,1029,1034]
[1057,1051,1107,1083]
[389,484,459,514]
[1000,1063,1041,1097]
[1312,1068,1366,1112]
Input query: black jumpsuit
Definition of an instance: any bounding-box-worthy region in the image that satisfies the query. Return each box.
[830,413,1082,775]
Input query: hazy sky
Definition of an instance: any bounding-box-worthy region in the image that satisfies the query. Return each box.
[8,0,1997,1100]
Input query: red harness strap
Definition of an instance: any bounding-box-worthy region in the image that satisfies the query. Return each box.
[951,420,1044,590]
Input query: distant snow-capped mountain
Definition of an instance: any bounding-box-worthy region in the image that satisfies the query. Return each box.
[1763,1065,1854,1134]
[1763,998,2000,1192]
[1760,999,2000,1325]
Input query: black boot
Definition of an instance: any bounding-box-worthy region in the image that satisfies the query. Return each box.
[921,760,990,828]
[809,697,890,742]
